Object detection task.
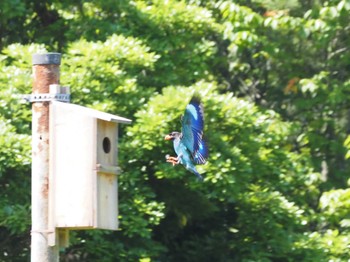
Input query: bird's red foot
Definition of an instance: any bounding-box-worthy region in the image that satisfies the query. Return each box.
[166,155,179,166]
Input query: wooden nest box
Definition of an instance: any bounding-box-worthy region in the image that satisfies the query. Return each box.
[49,101,131,230]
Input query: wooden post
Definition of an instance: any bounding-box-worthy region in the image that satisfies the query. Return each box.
[31,53,61,262]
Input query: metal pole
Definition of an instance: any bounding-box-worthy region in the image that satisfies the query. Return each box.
[31,53,61,262]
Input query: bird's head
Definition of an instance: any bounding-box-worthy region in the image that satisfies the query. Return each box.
[164,132,181,141]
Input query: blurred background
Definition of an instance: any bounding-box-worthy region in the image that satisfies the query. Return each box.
[1,0,350,261]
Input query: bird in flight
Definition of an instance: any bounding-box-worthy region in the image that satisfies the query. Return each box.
[164,94,208,180]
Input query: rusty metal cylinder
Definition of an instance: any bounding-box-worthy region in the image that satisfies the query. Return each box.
[31,53,61,262]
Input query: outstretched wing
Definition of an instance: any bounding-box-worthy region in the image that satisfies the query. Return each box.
[181,95,206,159]
[193,137,209,164]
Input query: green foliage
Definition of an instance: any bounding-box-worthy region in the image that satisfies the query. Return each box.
[1,0,350,261]
[0,119,31,260]
[319,186,350,229]
[132,0,221,87]
[123,83,324,260]
[61,34,159,117]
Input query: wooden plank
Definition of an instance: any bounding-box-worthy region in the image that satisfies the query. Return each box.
[51,101,131,124]
[96,164,121,175]
[96,172,118,230]
[51,102,95,228]
[50,103,120,230]
[95,120,119,230]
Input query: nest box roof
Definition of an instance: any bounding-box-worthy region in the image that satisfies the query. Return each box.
[51,101,132,124]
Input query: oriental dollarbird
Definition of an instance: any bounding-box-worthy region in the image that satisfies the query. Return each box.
[164,95,209,180]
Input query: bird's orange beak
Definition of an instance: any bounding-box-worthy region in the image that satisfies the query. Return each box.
[164,134,172,140]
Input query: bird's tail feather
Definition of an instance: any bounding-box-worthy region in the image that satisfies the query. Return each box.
[194,171,203,181]
[184,163,204,181]
[188,167,203,181]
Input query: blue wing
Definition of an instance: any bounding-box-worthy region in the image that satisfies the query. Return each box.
[193,138,208,165]
[181,95,208,163]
